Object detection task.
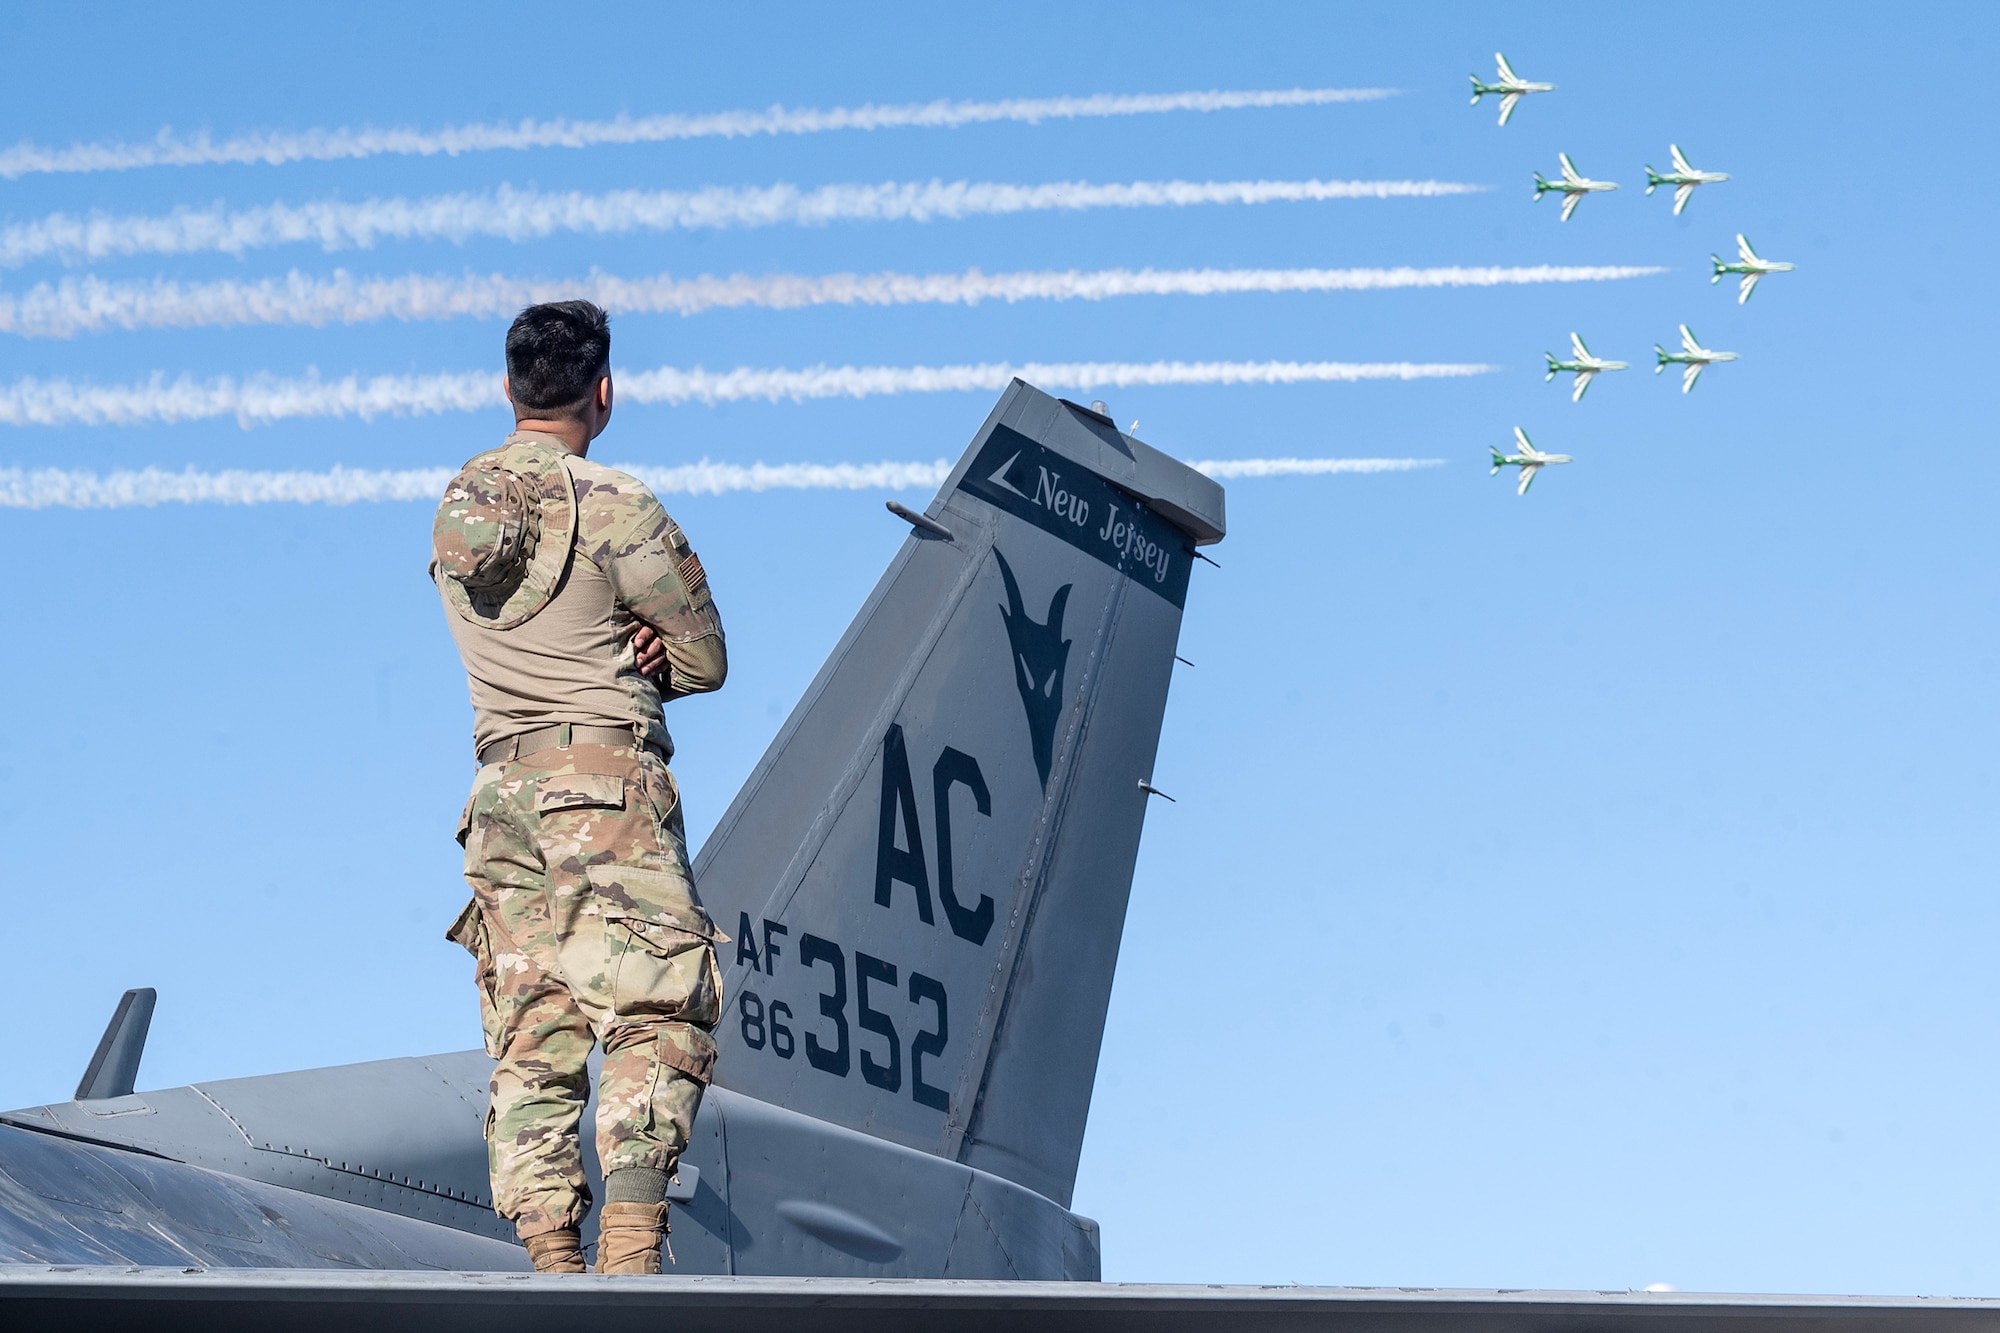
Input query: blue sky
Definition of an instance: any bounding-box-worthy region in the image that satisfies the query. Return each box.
[3,0,1996,1298]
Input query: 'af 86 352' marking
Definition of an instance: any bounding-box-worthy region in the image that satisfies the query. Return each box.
[735,920,950,1113]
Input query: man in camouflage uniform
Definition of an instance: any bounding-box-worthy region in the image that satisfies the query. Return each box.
[432,300,727,1275]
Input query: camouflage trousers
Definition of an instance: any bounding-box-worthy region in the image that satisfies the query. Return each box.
[447,740,722,1240]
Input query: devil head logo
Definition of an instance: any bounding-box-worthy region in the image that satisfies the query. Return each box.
[994,549,1073,790]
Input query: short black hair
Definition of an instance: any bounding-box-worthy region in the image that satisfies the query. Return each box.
[505,300,611,416]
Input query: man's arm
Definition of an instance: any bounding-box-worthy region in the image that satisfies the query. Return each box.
[596,493,727,698]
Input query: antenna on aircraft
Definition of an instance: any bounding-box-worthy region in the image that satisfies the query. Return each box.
[75,987,156,1102]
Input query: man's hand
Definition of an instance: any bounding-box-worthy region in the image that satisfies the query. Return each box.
[633,624,670,680]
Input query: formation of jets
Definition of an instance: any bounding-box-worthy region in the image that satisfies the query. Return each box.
[1470,54,1797,496]
[1468,52,1555,127]
[1489,427,1571,496]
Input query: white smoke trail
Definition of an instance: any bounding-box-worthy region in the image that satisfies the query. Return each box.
[0,178,1485,269]
[1190,456,1443,477]
[0,455,1435,509]
[0,459,958,509]
[0,264,1665,338]
[0,88,1396,180]
[0,358,1498,429]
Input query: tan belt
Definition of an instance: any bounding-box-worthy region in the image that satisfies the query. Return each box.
[478,723,663,767]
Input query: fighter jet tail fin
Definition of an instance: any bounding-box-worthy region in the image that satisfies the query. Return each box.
[692,381,1223,1209]
[1490,446,1507,474]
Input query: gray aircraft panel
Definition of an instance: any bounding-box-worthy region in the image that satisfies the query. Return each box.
[6,1272,2000,1333]
[0,1124,524,1270]
[5,1055,516,1243]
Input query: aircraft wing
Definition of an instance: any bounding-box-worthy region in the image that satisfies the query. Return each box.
[1670,144,1695,174]
[1571,369,1596,402]
[1682,361,1706,392]
[1516,463,1539,495]
[1497,91,1520,125]
[1738,272,1762,304]
[6,1271,2000,1333]
[1673,182,1695,215]
[1559,193,1581,223]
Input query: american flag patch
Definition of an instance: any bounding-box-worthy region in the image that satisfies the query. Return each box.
[679,550,707,595]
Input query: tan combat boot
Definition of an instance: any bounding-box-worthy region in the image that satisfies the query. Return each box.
[523,1227,587,1274]
[594,1201,670,1274]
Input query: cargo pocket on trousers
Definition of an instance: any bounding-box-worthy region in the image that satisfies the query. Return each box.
[446,898,505,1059]
[583,863,721,941]
[602,912,723,1032]
[533,772,626,813]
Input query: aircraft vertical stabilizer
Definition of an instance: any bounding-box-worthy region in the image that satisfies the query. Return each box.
[693,381,1224,1207]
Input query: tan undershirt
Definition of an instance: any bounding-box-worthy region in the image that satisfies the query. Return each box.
[439,442,726,759]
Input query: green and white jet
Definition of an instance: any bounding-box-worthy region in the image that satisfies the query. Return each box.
[1469,52,1555,126]
[1534,153,1617,222]
[1490,427,1572,496]
[1654,324,1738,392]
[1545,333,1629,402]
[1711,233,1796,304]
[1644,144,1729,216]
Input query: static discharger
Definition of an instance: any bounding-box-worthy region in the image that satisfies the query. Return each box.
[886,500,955,541]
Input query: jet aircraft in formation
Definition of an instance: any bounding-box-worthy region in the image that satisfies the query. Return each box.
[1712,234,1797,304]
[1544,333,1629,402]
[1476,59,1800,497]
[1489,427,1572,496]
[1655,324,1739,392]
[1533,153,1619,222]
[1644,144,1730,216]
[1529,145,1761,230]
[1544,327,1741,400]
[1469,52,1554,126]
